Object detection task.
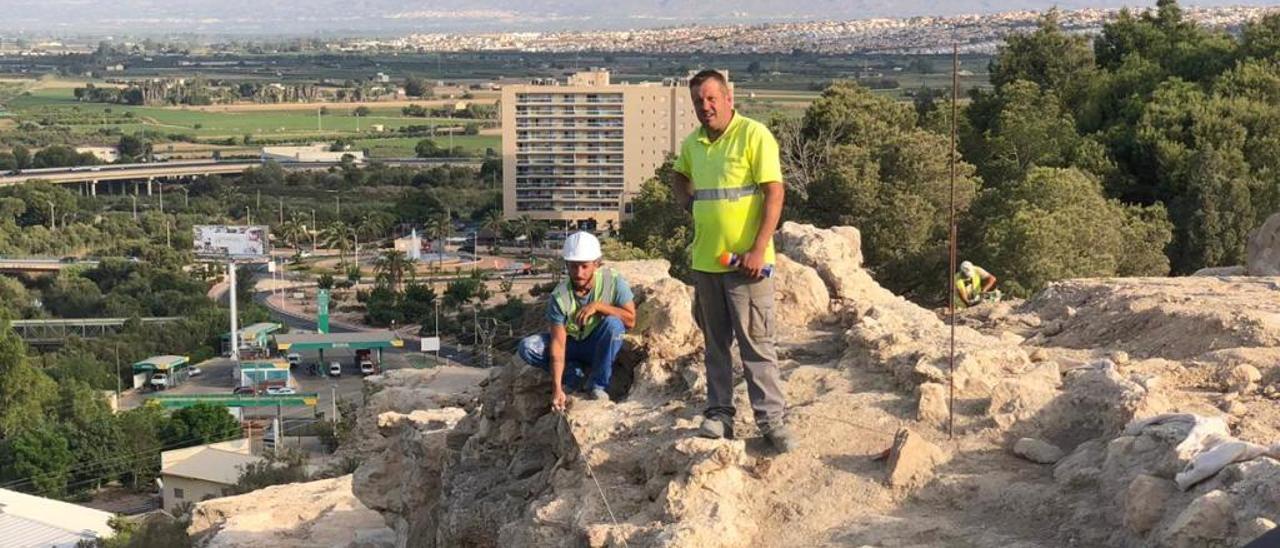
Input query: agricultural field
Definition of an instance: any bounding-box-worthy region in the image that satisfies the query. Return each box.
[0,82,499,157]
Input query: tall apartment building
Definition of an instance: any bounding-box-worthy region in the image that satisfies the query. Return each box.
[501,69,705,228]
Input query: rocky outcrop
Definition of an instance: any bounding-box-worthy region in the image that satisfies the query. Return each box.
[1247,211,1280,275]
[341,223,1280,548]
[189,475,393,548]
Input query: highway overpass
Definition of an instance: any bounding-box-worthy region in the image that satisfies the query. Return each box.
[0,257,101,274]
[0,157,486,190]
[10,316,184,344]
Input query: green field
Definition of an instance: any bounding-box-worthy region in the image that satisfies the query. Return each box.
[5,87,489,139]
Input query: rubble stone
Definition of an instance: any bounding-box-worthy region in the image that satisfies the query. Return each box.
[886,428,946,489]
[1013,438,1065,464]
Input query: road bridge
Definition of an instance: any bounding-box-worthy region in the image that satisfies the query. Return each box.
[0,157,486,191]
[9,316,184,344]
[0,257,101,274]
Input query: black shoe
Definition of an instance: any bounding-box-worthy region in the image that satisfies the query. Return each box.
[698,415,735,439]
[761,423,797,453]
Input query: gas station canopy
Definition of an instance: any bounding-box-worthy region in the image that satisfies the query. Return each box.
[272,330,404,352]
[131,355,191,373]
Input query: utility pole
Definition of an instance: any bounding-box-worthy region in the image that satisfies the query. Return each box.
[256,189,261,212]
[46,200,54,230]
[947,44,959,440]
[434,299,441,364]
[131,195,137,221]
[229,262,239,362]
[278,197,283,225]
[331,386,337,424]
[115,345,121,399]
[165,220,171,248]
[158,183,164,214]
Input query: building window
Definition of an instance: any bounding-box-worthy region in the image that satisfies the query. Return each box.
[174,487,185,500]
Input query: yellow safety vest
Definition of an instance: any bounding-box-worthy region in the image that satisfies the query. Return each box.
[955,271,983,307]
[553,268,618,340]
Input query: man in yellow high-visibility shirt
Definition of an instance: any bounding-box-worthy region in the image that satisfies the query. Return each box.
[671,69,793,453]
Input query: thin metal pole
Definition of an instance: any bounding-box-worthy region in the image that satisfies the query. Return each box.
[229,262,240,362]
[947,45,959,440]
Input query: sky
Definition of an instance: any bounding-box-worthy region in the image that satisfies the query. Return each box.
[0,0,1275,35]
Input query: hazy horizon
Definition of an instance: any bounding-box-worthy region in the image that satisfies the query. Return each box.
[1,0,1275,37]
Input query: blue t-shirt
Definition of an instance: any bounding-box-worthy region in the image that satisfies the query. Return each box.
[546,274,634,326]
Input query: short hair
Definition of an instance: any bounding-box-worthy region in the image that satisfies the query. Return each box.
[688,69,729,91]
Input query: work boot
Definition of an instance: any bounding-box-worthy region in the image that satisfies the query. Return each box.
[588,387,610,402]
[698,414,734,440]
[761,423,797,453]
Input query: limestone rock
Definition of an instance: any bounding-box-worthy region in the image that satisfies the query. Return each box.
[1013,438,1065,464]
[917,383,949,427]
[1225,364,1262,394]
[987,377,1058,430]
[1162,490,1235,548]
[606,259,674,291]
[1239,517,1277,543]
[1123,474,1174,533]
[629,277,700,361]
[1246,211,1280,275]
[885,428,946,489]
[776,221,863,299]
[773,254,831,327]
[190,475,393,548]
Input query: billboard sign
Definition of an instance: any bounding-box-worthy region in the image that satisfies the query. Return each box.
[193,225,270,260]
[421,337,441,352]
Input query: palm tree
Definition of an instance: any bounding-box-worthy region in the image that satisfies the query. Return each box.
[319,220,353,265]
[374,249,410,291]
[513,214,536,255]
[422,213,451,274]
[481,209,506,253]
[277,214,308,251]
[355,212,394,263]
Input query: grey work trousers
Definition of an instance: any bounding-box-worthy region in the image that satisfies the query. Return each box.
[691,270,786,426]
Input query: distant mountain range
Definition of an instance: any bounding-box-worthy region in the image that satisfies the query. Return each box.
[2,0,1277,35]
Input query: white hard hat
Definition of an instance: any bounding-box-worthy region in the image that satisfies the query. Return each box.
[562,231,602,262]
[959,261,975,275]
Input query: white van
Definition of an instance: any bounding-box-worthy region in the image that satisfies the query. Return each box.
[286,353,302,367]
[329,361,342,377]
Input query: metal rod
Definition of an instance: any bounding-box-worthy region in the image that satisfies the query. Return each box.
[948,44,959,440]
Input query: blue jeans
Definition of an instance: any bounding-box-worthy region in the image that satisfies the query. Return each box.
[517,316,625,391]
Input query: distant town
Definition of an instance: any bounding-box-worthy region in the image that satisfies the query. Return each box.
[334,5,1275,54]
[0,5,1275,56]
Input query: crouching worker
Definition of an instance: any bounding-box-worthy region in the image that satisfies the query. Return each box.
[517,231,636,412]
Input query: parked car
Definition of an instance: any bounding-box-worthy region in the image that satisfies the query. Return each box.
[266,386,297,395]
[233,386,257,395]
[286,353,302,367]
[149,373,169,390]
[360,360,376,376]
[188,366,202,377]
[329,361,342,377]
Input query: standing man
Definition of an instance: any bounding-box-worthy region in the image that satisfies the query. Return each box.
[671,69,793,452]
[517,232,636,411]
